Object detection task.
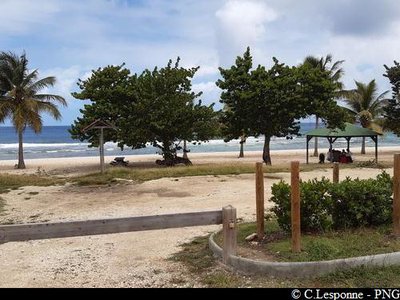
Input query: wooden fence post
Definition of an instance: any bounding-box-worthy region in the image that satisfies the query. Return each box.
[256,162,265,241]
[223,206,237,264]
[333,162,339,184]
[394,154,400,237]
[291,161,301,253]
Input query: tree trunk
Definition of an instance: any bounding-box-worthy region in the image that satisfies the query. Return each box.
[313,116,319,157]
[17,129,26,169]
[361,137,366,154]
[183,140,188,159]
[239,134,246,158]
[263,136,272,165]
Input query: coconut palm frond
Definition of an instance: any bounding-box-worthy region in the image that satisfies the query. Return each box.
[34,94,67,106]
[25,111,42,133]
[343,79,388,131]
[331,59,345,72]
[28,76,56,93]
[35,101,62,120]
[303,56,321,68]
[22,69,39,87]
[0,51,66,168]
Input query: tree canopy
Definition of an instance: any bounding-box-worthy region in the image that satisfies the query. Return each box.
[383,61,400,136]
[217,48,345,165]
[302,54,345,156]
[70,58,218,164]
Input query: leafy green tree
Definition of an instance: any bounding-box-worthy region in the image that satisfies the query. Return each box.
[217,47,253,158]
[70,64,140,149]
[0,52,66,169]
[124,58,217,163]
[343,80,389,154]
[71,58,218,165]
[218,49,344,165]
[383,61,400,136]
[302,54,345,156]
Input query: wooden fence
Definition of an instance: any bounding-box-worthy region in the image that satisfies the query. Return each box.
[0,207,238,263]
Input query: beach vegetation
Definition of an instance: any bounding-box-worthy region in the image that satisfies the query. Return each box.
[217,48,346,165]
[172,227,400,287]
[70,162,385,186]
[301,54,346,157]
[342,80,389,154]
[383,61,400,136]
[0,173,62,194]
[71,164,283,186]
[216,49,253,159]
[71,59,218,166]
[270,172,393,232]
[215,222,400,262]
[0,52,67,169]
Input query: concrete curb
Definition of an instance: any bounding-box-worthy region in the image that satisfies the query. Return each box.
[208,232,400,278]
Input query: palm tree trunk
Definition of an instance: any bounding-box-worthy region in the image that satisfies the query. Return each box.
[361,137,366,154]
[263,136,272,165]
[239,134,246,158]
[17,129,26,169]
[313,116,319,157]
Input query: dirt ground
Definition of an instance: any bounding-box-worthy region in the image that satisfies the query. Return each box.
[0,148,396,287]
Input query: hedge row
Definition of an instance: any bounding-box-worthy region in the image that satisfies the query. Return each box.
[269,172,393,232]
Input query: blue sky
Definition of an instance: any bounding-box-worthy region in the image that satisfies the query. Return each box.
[1,0,400,125]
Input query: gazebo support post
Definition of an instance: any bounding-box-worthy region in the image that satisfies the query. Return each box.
[346,137,351,151]
[373,136,378,163]
[82,119,117,174]
[306,136,311,164]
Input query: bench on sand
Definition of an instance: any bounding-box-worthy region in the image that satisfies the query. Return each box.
[110,157,129,166]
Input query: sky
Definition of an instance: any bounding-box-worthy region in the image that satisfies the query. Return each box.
[1,0,400,125]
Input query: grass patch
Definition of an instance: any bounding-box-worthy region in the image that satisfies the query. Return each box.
[70,162,380,186]
[267,227,400,262]
[0,174,63,194]
[169,236,216,274]
[172,231,400,287]
[71,164,284,186]
[216,222,400,262]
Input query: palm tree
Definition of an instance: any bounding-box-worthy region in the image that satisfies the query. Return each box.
[303,54,345,156]
[343,80,389,154]
[0,52,66,169]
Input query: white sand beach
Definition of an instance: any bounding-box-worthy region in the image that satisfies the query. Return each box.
[0,146,399,287]
[0,145,399,176]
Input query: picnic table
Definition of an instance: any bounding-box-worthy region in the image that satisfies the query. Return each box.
[110,157,129,166]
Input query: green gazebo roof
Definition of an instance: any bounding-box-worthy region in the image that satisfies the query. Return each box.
[306,123,379,138]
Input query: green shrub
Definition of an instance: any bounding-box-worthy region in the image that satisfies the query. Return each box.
[330,172,392,229]
[270,177,333,232]
[269,172,393,232]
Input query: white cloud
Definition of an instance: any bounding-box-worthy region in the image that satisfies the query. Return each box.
[38,65,91,125]
[0,0,60,34]
[320,21,400,91]
[193,81,221,107]
[40,66,85,100]
[216,0,278,42]
[2,0,400,125]
[215,0,278,65]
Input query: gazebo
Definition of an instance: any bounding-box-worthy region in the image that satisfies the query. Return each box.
[305,122,380,164]
[82,119,117,173]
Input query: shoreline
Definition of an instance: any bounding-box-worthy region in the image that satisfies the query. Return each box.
[0,145,399,176]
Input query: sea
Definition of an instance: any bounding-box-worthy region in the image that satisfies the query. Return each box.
[0,123,399,161]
